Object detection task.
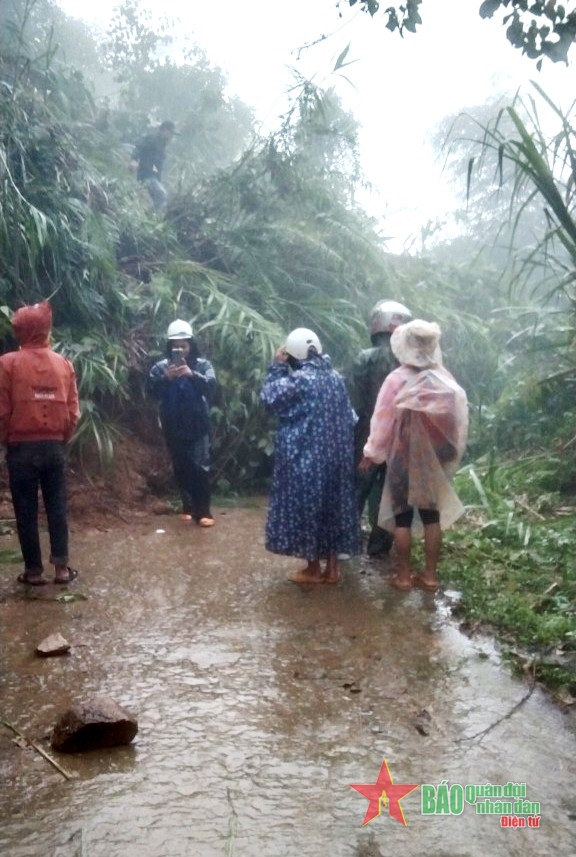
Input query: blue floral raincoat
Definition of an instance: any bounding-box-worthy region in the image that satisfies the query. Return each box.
[260,354,361,560]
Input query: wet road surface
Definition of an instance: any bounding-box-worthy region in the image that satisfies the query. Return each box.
[0,501,575,856]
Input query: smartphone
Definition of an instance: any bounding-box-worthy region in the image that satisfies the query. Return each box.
[170,347,185,366]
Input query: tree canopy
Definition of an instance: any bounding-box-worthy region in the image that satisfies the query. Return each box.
[346,0,576,65]
[0,0,574,502]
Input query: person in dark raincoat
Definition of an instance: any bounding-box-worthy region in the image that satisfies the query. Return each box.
[148,319,216,527]
[131,120,178,210]
[260,327,360,584]
[348,299,412,557]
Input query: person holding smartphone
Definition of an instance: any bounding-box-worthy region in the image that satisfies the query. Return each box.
[148,319,217,526]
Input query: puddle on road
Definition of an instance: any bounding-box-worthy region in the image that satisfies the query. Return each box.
[0,504,575,856]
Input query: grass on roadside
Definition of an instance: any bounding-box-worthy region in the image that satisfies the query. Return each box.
[438,457,576,701]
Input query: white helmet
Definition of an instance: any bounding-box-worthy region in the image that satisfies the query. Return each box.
[285,328,322,360]
[167,319,193,339]
[369,300,412,336]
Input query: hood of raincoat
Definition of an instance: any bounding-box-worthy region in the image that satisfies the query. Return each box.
[12,302,52,347]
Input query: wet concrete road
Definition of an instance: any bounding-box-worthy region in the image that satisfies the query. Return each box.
[1,501,575,857]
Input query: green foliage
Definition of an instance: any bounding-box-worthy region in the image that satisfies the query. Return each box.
[2,0,560,501]
[432,100,549,270]
[459,86,576,458]
[166,82,391,370]
[347,0,422,35]
[71,399,122,469]
[55,333,129,466]
[347,0,576,64]
[479,0,576,65]
[466,85,576,301]
[58,334,129,400]
[124,60,254,183]
[458,453,566,515]
[0,9,127,326]
[100,0,174,82]
[97,1,254,184]
[443,462,576,695]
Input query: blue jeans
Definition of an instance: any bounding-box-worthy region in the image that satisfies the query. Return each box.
[7,441,69,572]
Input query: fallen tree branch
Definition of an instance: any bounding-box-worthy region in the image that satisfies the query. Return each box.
[2,719,74,780]
[514,496,546,521]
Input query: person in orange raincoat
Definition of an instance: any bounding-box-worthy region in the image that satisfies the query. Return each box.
[0,302,80,586]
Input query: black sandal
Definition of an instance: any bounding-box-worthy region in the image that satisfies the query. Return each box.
[17,573,47,586]
[54,567,79,585]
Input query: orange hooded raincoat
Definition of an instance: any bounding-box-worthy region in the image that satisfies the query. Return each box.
[0,302,80,445]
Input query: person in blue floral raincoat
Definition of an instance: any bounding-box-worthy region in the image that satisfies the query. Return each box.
[260,328,361,584]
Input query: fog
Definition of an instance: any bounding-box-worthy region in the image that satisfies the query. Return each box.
[54,0,574,250]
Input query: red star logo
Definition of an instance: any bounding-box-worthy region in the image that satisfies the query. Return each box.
[350,759,419,826]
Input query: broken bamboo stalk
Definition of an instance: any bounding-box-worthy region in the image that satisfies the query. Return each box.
[514,496,546,521]
[2,719,74,780]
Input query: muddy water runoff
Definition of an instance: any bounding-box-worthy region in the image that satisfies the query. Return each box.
[0,501,575,857]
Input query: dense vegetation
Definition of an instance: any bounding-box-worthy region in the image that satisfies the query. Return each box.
[348,0,576,65]
[0,0,575,698]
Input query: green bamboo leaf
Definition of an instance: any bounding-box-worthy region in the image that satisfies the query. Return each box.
[334,43,351,70]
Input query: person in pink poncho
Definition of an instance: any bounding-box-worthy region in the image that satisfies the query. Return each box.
[359,319,468,592]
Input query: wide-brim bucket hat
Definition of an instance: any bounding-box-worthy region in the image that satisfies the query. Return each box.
[391,319,442,369]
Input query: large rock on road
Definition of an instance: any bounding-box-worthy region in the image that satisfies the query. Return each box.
[51,696,138,753]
